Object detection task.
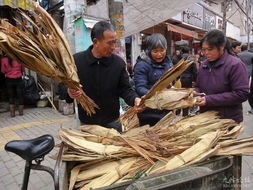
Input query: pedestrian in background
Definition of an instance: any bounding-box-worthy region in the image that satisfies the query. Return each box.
[231,41,242,56]
[238,44,253,114]
[172,48,182,65]
[195,29,249,123]
[1,52,25,117]
[134,33,173,126]
[180,47,197,116]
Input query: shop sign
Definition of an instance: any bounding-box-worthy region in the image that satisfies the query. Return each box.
[216,16,223,30]
[0,0,30,10]
[183,4,203,28]
[203,8,216,30]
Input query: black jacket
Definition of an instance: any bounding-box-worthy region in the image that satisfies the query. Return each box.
[67,46,138,126]
[181,53,197,81]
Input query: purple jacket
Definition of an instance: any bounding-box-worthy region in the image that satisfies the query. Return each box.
[195,50,249,123]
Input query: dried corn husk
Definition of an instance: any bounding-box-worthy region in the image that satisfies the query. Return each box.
[144,88,196,110]
[149,131,221,174]
[0,2,98,115]
[120,58,193,130]
[80,125,121,138]
[59,111,253,190]
[216,137,253,155]
[121,113,140,131]
[80,157,138,190]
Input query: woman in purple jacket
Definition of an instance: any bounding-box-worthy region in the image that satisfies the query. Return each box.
[195,30,249,123]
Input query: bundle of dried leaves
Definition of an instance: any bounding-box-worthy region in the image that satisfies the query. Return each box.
[58,111,253,190]
[0,2,98,115]
[120,58,193,130]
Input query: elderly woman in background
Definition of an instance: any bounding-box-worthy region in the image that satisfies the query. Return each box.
[134,33,173,126]
[195,29,249,123]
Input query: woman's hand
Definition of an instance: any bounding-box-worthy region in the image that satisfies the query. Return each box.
[134,97,145,112]
[195,96,207,106]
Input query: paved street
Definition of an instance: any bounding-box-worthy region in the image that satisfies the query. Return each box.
[0,104,253,190]
[0,107,78,190]
[239,103,253,190]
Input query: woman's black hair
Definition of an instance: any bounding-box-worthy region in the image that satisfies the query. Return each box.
[90,21,115,41]
[200,29,232,54]
[231,41,242,48]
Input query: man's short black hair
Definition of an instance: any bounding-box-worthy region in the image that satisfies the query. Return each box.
[181,47,189,54]
[241,44,248,51]
[90,21,115,41]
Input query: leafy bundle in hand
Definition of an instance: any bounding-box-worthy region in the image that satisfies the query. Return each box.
[0,2,98,115]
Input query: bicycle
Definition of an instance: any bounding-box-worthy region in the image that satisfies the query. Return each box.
[4,135,63,190]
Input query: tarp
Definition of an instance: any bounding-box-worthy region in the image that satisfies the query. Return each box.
[74,18,93,53]
[123,0,201,37]
[167,23,198,38]
[0,0,30,10]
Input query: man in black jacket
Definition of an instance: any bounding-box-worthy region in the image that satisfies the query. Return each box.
[67,21,141,131]
[238,44,253,114]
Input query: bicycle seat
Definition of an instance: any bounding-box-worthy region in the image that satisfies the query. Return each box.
[5,135,55,161]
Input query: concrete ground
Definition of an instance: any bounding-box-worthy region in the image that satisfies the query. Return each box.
[0,106,78,190]
[240,103,253,190]
[0,103,253,190]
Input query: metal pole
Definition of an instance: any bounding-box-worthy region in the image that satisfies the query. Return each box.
[222,0,228,34]
[63,0,86,52]
[22,161,31,190]
[108,0,126,61]
[246,0,250,50]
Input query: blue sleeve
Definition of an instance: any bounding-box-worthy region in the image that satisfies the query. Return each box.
[134,61,149,96]
[133,61,150,96]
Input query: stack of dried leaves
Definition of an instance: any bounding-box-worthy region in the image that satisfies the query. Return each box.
[58,111,253,190]
[120,58,194,130]
[0,2,98,115]
[144,88,196,110]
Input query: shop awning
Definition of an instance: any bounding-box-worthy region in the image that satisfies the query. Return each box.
[0,0,30,10]
[167,23,198,39]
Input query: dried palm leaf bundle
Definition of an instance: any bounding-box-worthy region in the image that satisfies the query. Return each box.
[59,128,136,161]
[216,137,253,155]
[144,88,196,110]
[80,125,121,139]
[149,131,221,174]
[0,2,98,115]
[121,113,140,131]
[59,111,253,190]
[120,58,193,130]
[80,157,138,190]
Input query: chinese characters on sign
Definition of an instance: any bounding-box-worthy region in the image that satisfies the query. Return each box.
[183,4,203,28]
[183,4,218,31]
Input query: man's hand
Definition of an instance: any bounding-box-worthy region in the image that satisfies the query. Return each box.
[67,86,83,99]
[195,96,207,106]
[134,97,145,112]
